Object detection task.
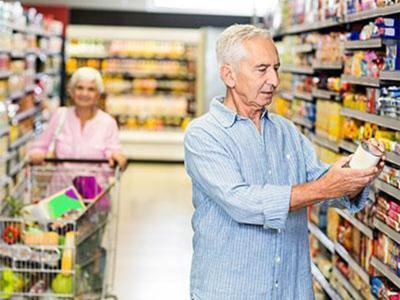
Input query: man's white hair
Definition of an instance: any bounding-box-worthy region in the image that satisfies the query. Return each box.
[69,67,104,94]
[216,24,271,68]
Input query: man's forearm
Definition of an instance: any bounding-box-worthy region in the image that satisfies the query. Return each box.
[290,179,327,211]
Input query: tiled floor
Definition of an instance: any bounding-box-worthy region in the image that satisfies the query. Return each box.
[112,163,193,300]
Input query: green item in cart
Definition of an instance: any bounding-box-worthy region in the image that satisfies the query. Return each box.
[51,274,73,295]
[47,188,85,219]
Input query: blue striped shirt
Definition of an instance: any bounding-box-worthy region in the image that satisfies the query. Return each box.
[184,96,369,300]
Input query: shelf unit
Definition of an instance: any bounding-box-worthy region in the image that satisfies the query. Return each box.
[341,108,400,131]
[340,75,380,87]
[311,135,340,153]
[376,179,400,200]
[343,38,383,50]
[311,263,341,300]
[373,218,400,245]
[276,3,400,297]
[332,267,363,300]
[279,91,293,101]
[292,116,314,129]
[370,256,400,289]
[312,61,343,70]
[334,242,370,284]
[335,209,374,239]
[308,222,335,253]
[281,65,314,75]
[293,91,313,102]
[67,25,201,161]
[311,88,341,101]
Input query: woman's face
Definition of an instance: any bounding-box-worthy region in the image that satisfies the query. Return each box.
[71,79,100,109]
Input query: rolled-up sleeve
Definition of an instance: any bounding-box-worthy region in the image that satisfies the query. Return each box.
[300,133,370,213]
[185,126,291,230]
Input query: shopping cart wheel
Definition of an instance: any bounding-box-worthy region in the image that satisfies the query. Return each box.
[105,294,118,300]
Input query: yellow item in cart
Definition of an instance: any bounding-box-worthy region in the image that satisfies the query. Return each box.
[61,232,75,274]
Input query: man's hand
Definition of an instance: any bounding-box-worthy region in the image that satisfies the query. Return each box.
[29,151,46,165]
[109,152,127,171]
[318,155,383,199]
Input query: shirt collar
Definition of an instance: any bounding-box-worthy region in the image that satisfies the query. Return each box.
[209,96,272,128]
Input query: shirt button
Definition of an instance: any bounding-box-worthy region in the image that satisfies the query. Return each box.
[268,170,272,175]
[286,154,290,159]
[275,282,279,288]
[277,229,281,234]
[275,256,281,264]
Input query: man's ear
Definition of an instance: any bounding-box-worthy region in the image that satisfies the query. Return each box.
[220,64,236,88]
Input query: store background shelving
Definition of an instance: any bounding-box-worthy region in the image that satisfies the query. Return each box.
[272,1,400,298]
[0,2,63,204]
[66,25,201,161]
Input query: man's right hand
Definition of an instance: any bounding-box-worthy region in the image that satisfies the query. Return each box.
[318,155,382,199]
[29,151,46,165]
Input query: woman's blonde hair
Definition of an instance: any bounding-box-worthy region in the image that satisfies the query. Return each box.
[69,67,104,94]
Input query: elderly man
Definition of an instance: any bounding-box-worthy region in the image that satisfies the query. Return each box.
[184,24,384,299]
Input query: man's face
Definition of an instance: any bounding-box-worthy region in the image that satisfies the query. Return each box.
[233,37,280,109]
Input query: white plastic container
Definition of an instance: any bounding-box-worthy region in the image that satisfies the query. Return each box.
[349,141,383,169]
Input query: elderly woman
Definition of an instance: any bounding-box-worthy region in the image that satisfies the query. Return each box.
[29,67,126,170]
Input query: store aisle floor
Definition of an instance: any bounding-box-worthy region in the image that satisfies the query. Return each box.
[113,163,193,300]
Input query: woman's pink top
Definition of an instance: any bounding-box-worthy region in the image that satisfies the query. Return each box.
[29,107,122,160]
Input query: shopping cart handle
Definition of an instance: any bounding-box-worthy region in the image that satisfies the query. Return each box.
[44,158,110,164]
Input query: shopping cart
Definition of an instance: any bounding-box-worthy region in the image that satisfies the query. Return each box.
[0,158,121,299]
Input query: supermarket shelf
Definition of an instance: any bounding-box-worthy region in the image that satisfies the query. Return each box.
[341,108,400,131]
[373,218,400,245]
[334,242,370,284]
[332,267,363,300]
[285,18,341,35]
[338,140,357,153]
[70,54,194,62]
[345,3,400,23]
[279,91,293,101]
[9,131,35,150]
[0,151,16,164]
[340,74,380,87]
[293,91,313,102]
[293,44,315,53]
[386,151,400,167]
[343,38,383,50]
[311,88,341,101]
[311,263,341,300]
[103,71,196,80]
[308,222,335,252]
[9,160,26,178]
[292,116,314,129]
[281,65,314,75]
[120,130,184,161]
[10,51,25,59]
[0,70,12,79]
[8,90,25,101]
[0,126,9,138]
[371,256,400,289]
[0,175,11,189]
[312,135,340,153]
[335,208,374,239]
[376,179,400,200]
[281,5,400,36]
[380,71,400,82]
[312,61,343,70]
[12,107,39,123]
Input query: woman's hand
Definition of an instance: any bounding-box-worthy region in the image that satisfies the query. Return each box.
[109,152,127,171]
[29,151,46,165]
